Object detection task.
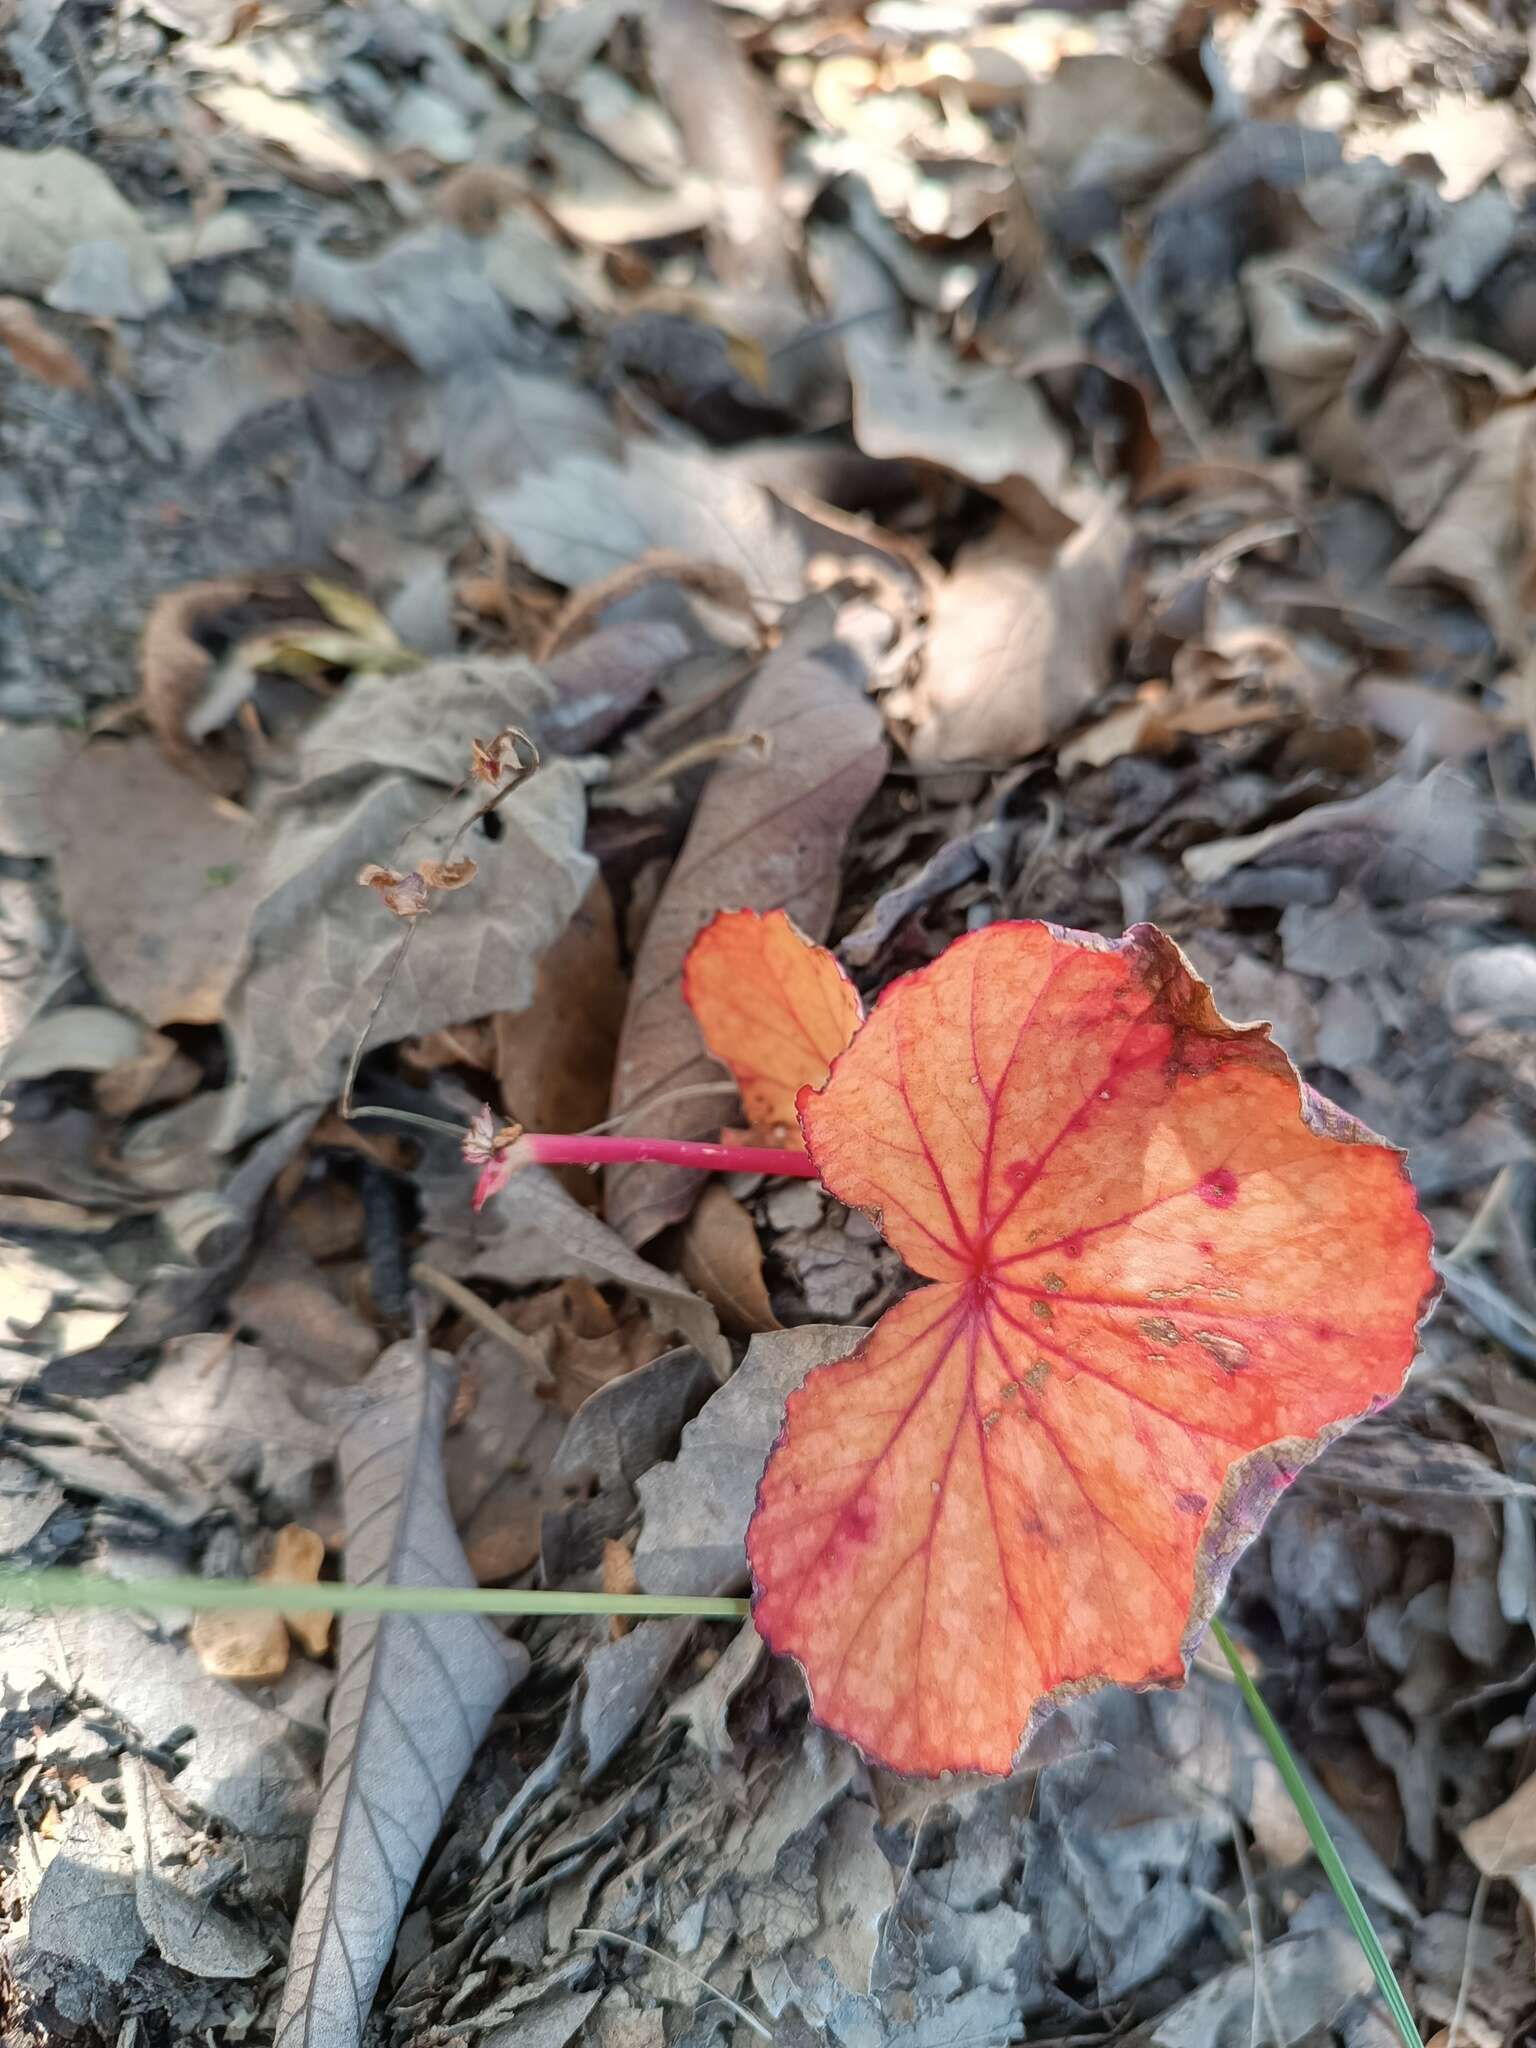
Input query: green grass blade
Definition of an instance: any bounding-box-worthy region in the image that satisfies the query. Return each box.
[1210,1617,1423,2048]
[0,1566,750,1623]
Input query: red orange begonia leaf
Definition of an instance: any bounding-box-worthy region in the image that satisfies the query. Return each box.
[747,920,1436,1777]
[683,909,863,1147]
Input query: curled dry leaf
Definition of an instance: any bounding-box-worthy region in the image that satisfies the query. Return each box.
[683,908,863,1145]
[0,295,92,391]
[139,573,300,786]
[735,920,1436,1776]
[416,855,478,892]
[678,1184,781,1339]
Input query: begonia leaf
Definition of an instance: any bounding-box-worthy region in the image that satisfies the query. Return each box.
[747,920,1436,1776]
[684,908,862,1145]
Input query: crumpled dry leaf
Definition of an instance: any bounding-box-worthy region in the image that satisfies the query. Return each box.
[275,1336,529,2048]
[1391,403,1536,653]
[191,1523,331,1677]
[894,499,1132,764]
[635,1324,864,1597]
[604,614,887,1246]
[1244,257,1465,532]
[0,295,91,390]
[51,740,258,1029]
[216,662,592,1147]
[0,719,80,856]
[678,1184,780,1337]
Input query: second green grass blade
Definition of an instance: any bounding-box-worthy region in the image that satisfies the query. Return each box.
[1210,1616,1423,2048]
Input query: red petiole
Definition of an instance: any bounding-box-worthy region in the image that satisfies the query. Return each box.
[514,1132,819,1178]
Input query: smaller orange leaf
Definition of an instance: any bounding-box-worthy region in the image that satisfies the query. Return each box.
[418,855,478,891]
[357,864,431,918]
[683,909,862,1146]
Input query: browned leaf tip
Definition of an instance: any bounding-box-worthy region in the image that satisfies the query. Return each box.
[469,726,541,787]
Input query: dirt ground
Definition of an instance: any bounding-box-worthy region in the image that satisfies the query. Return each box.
[3,1,1536,2044]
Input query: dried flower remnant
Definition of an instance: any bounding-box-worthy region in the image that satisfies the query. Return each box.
[464,1103,522,1210]
[357,865,433,919]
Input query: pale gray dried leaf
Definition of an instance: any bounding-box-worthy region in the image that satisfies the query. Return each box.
[636,1324,864,1596]
[580,1616,695,1780]
[121,1754,267,1978]
[668,1617,766,1760]
[437,362,620,503]
[479,439,807,604]
[28,1799,145,1983]
[605,618,886,1245]
[294,228,518,376]
[1445,944,1536,1026]
[423,1161,725,1374]
[46,1608,316,1859]
[897,501,1131,764]
[1150,1909,1373,2048]
[0,1453,64,1555]
[1183,766,1484,900]
[217,661,593,1147]
[845,327,1069,509]
[3,1004,146,1085]
[276,1336,529,2048]
[0,145,170,307]
[0,720,79,855]
[485,1987,605,2048]
[1024,54,1207,196]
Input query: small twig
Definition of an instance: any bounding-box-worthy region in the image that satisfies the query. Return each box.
[339,919,420,1122]
[411,1264,547,1373]
[593,729,771,806]
[575,1928,772,2041]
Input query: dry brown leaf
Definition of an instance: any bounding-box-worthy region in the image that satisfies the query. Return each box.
[357,865,432,919]
[678,1184,780,1338]
[265,1523,331,1657]
[0,296,91,391]
[896,498,1131,763]
[415,855,478,891]
[1245,257,1464,532]
[191,1606,290,1682]
[604,619,887,1246]
[52,739,258,1029]
[493,876,626,1204]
